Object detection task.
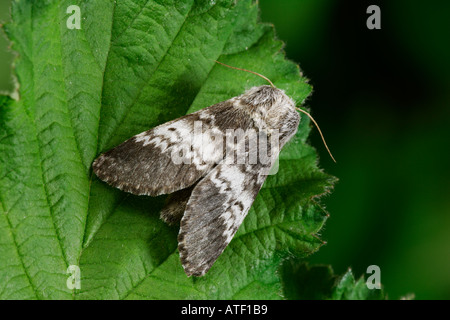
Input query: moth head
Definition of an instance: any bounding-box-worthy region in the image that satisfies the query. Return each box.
[241,85,299,133]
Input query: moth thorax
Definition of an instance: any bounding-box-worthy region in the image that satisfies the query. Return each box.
[241,85,280,105]
[241,86,297,132]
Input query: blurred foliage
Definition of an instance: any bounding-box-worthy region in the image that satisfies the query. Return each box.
[280,261,385,300]
[1,0,449,299]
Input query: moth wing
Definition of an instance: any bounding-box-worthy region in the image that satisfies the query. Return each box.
[178,160,272,277]
[93,108,226,197]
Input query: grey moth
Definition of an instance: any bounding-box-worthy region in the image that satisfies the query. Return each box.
[93,84,303,276]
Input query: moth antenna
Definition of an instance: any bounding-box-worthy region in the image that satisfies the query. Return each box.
[214,60,275,88]
[295,107,336,163]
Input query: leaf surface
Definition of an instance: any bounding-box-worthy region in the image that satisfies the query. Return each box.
[0,0,335,299]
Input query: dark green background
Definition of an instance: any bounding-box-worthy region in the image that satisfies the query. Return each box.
[1,0,449,299]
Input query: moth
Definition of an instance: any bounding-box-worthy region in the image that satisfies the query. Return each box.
[92,62,334,277]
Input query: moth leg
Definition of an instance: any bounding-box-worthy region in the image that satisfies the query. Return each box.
[160,184,196,225]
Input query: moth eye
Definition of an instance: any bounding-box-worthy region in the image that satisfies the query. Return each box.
[168,127,176,131]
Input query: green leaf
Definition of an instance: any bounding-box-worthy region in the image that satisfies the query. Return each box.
[0,0,335,299]
[280,261,386,300]
[331,268,385,300]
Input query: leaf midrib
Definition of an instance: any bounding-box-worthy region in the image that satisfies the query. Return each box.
[18,3,71,299]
